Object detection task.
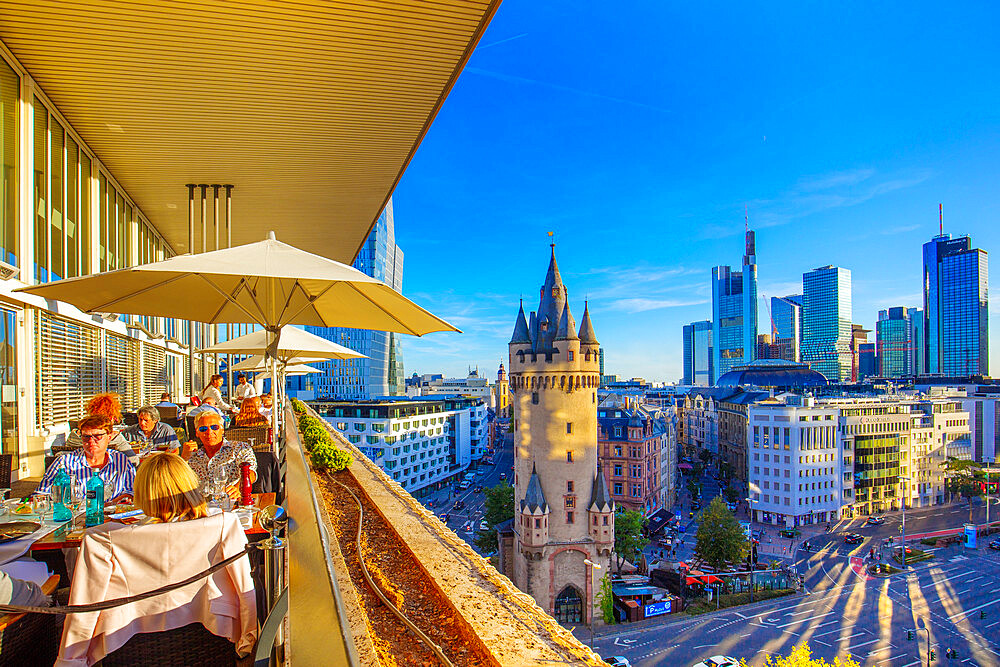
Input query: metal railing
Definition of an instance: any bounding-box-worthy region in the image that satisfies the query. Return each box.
[255,405,358,666]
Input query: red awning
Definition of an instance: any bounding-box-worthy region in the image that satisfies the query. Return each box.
[702,575,723,584]
[685,577,701,585]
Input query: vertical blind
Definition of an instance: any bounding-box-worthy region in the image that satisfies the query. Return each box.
[36,311,101,427]
[141,342,167,407]
[105,332,139,410]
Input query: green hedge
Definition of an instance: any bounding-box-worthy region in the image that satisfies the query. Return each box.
[685,588,795,615]
[291,398,306,415]
[293,409,352,472]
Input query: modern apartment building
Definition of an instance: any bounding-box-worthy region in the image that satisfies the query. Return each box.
[922,233,989,376]
[289,203,406,400]
[771,294,803,362]
[802,266,853,383]
[318,396,484,495]
[598,397,665,516]
[748,395,971,526]
[876,307,913,378]
[682,319,713,385]
[712,230,758,379]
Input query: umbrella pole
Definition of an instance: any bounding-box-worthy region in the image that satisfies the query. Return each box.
[270,355,279,453]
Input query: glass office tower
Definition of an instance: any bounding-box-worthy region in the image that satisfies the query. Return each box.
[682,320,713,385]
[712,230,758,379]
[801,266,852,382]
[288,200,405,399]
[876,307,912,378]
[922,234,988,376]
[771,294,802,362]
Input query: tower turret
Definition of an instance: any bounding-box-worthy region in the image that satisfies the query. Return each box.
[588,463,614,551]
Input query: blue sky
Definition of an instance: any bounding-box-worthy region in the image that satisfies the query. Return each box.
[392,2,1000,382]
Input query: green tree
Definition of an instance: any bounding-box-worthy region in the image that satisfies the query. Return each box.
[941,457,983,522]
[724,485,741,505]
[596,572,615,624]
[686,477,700,500]
[754,643,859,667]
[474,481,514,552]
[613,509,647,574]
[698,448,712,464]
[695,497,748,571]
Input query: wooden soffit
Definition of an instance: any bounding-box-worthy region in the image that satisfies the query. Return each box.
[0,0,499,262]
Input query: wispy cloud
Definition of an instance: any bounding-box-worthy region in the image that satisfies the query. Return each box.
[476,33,528,50]
[605,297,709,314]
[795,168,876,192]
[880,224,921,235]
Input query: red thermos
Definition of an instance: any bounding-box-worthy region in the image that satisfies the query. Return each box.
[240,462,252,506]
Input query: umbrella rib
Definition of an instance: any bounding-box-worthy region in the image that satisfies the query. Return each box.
[86,273,187,313]
[278,281,337,328]
[342,282,420,335]
[197,275,267,326]
[205,276,253,323]
[275,280,306,326]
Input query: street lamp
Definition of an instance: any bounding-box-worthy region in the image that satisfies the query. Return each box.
[898,475,910,569]
[583,558,602,649]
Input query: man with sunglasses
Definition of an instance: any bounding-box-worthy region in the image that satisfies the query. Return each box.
[181,411,257,500]
[38,415,136,503]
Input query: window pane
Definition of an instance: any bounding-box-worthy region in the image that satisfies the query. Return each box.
[66,136,78,278]
[50,121,64,281]
[0,59,17,267]
[98,172,107,271]
[80,152,90,275]
[33,99,47,282]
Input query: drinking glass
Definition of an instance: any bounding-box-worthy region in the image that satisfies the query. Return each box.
[31,494,51,522]
[0,488,9,518]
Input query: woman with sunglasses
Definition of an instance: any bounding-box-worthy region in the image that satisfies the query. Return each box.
[180,411,257,500]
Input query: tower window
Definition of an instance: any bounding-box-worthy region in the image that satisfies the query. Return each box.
[567,480,574,492]
[568,350,574,361]
[567,451,574,462]
[565,496,575,508]
[566,422,573,434]
[566,511,574,524]
[603,516,609,525]
[532,392,539,405]
[593,516,597,526]
[535,518,541,529]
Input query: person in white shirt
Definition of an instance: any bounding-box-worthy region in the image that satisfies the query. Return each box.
[200,375,233,412]
[233,374,256,401]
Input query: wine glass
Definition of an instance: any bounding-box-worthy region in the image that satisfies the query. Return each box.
[0,488,9,518]
[31,493,51,522]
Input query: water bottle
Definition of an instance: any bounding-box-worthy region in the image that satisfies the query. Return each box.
[52,467,73,522]
[85,468,105,527]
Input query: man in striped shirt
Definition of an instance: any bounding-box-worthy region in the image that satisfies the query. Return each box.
[38,415,135,502]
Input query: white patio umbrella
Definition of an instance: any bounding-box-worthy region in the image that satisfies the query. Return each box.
[17,232,458,436]
[231,355,323,373]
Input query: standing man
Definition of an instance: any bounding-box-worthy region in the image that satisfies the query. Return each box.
[233,374,256,402]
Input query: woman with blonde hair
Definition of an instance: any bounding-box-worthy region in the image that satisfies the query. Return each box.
[232,396,268,428]
[134,453,208,523]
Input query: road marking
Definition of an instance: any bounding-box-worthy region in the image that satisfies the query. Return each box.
[787,608,819,616]
[847,638,879,650]
[965,576,985,583]
[953,588,972,596]
[692,644,714,649]
[777,610,836,628]
[740,633,751,637]
[881,655,910,664]
[810,620,841,631]
[900,661,922,667]
[987,620,1000,628]
[813,627,861,639]
[814,640,831,647]
[867,645,894,655]
[949,597,1000,620]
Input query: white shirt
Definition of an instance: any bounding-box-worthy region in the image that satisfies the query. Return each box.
[234,382,256,400]
[200,384,232,411]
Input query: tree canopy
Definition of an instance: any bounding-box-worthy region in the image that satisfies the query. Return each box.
[758,643,860,667]
[613,508,647,573]
[695,496,748,571]
[474,481,514,552]
[940,457,983,499]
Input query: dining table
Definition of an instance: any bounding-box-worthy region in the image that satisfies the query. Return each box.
[27,492,277,552]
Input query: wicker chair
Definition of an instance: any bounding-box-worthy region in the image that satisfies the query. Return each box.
[97,622,243,666]
[0,575,62,666]
[225,427,272,451]
[0,454,12,491]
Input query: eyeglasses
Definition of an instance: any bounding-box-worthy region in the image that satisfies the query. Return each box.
[197,424,222,432]
[81,433,108,441]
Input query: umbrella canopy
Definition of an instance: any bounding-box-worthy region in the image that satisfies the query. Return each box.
[231,354,327,373]
[202,327,365,363]
[16,232,460,335]
[283,364,323,376]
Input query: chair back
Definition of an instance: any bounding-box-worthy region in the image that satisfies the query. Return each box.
[100,622,238,666]
[157,405,178,421]
[225,426,271,450]
[0,453,12,489]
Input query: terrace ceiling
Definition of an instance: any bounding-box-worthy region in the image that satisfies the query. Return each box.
[0,0,499,263]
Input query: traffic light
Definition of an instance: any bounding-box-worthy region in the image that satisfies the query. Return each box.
[981,610,987,619]
[930,649,936,660]
[906,629,915,640]
[946,648,958,659]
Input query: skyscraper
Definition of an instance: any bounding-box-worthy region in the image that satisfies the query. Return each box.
[681,320,713,385]
[286,200,405,399]
[771,294,803,362]
[876,307,912,378]
[801,266,852,383]
[712,230,758,378]
[910,308,925,375]
[922,233,988,376]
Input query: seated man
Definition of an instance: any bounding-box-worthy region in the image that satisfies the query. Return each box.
[154,392,179,411]
[39,415,135,502]
[120,406,180,453]
[181,411,257,500]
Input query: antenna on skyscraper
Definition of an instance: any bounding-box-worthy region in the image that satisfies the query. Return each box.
[939,203,943,235]
[745,204,749,234]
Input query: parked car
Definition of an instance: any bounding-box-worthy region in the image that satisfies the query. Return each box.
[989,539,1000,551]
[691,656,739,667]
[604,657,632,667]
[479,520,489,531]
[473,485,483,493]
[866,515,886,526]
[779,528,796,538]
[459,481,471,490]
[499,472,507,480]
[843,532,864,544]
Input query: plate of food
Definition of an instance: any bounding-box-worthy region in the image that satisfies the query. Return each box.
[0,521,41,543]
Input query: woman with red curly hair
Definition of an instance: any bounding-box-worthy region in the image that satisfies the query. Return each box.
[65,392,139,466]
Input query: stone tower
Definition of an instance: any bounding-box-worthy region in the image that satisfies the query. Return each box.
[507,245,613,625]
[496,361,511,418]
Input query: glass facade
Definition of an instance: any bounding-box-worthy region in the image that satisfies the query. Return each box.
[288,200,405,399]
[923,234,989,376]
[876,306,912,378]
[712,230,758,379]
[0,59,15,267]
[681,319,712,385]
[771,294,802,362]
[801,266,852,383]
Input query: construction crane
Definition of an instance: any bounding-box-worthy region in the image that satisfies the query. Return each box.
[760,291,777,338]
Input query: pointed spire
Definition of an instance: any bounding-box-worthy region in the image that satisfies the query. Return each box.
[578,301,598,344]
[521,463,549,513]
[590,462,613,513]
[555,302,578,341]
[543,243,564,295]
[510,299,530,344]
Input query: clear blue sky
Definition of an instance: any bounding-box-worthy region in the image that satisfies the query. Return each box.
[393,1,1000,382]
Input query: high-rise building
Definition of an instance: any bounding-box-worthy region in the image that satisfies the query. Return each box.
[771,295,802,362]
[876,307,913,378]
[858,342,877,380]
[712,230,758,378]
[801,266,852,383]
[287,200,405,399]
[682,320,713,385]
[922,233,989,376]
[504,245,612,625]
[850,324,870,383]
[910,308,926,376]
[756,334,782,360]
